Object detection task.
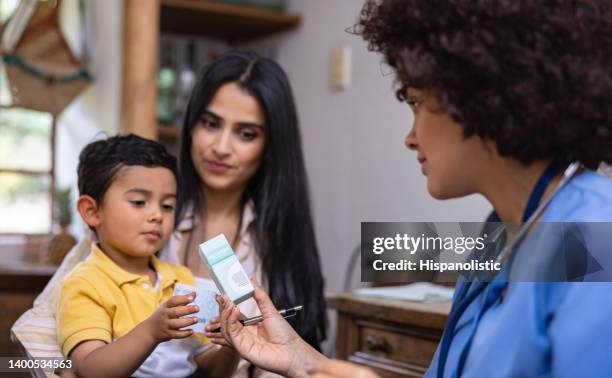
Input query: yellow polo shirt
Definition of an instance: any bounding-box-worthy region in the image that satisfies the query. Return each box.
[57,243,198,357]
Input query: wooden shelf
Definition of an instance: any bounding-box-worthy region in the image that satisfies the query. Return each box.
[160,0,301,42]
[158,125,181,142]
[122,1,301,137]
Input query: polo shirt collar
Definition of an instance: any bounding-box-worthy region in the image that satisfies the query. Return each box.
[89,243,180,289]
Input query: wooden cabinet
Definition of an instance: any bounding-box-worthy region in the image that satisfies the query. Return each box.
[327,293,451,377]
[120,0,301,142]
[0,264,55,356]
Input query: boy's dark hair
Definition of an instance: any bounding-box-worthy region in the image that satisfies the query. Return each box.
[357,0,612,169]
[77,134,178,205]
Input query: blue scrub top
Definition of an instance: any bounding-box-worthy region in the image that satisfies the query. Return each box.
[425,171,612,378]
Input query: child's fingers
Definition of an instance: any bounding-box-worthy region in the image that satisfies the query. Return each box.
[166,292,196,308]
[204,318,221,333]
[168,316,198,330]
[205,317,220,330]
[204,330,222,340]
[167,304,199,319]
[203,323,222,338]
[169,329,194,339]
[209,336,231,347]
[204,315,222,339]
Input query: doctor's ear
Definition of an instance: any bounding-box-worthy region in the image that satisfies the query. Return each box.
[77,195,102,228]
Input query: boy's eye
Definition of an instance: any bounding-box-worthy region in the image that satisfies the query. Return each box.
[161,204,175,212]
[129,200,146,207]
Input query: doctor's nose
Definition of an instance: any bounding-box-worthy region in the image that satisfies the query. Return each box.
[405,125,418,151]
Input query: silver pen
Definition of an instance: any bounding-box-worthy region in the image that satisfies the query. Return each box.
[242,305,304,326]
[211,305,303,332]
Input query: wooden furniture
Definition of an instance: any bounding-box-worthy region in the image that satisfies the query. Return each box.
[0,262,55,356]
[160,0,300,41]
[120,0,301,141]
[327,293,451,378]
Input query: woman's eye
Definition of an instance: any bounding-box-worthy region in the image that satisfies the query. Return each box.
[129,200,146,207]
[201,118,219,130]
[239,129,257,141]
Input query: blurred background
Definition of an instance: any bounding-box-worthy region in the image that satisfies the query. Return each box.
[0,0,491,374]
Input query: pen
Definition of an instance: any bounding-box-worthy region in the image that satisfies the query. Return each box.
[211,305,303,333]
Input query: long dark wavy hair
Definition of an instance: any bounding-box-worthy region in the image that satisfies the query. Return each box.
[357,0,612,169]
[176,50,327,349]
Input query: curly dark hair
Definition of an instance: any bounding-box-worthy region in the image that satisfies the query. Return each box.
[78,134,177,205]
[357,0,612,169]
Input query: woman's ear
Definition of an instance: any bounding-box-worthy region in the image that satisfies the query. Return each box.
[77,195,101,228]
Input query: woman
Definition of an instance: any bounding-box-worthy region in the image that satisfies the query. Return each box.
[210,1,612,377]
[160,50,327,377]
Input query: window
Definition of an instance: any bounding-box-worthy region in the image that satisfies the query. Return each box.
[1,0,55,234]
[0,108,55,234]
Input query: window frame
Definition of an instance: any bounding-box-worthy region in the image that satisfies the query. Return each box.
[0,105,56,236]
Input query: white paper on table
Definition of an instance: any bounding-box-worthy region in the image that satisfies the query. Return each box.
[353,282,454,302]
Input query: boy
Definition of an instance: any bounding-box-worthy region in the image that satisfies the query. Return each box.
[57,134,204,377]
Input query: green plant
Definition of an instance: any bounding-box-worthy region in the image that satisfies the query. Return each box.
[53,187,72,227]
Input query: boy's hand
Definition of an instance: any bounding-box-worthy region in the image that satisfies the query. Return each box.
[146,292,199,343]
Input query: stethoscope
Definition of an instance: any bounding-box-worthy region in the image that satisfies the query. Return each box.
[437,161,582,378]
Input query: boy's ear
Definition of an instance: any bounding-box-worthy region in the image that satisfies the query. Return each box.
[77,195,101,228]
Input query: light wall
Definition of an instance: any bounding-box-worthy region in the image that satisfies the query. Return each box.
[55,0,122,237]
[275,0,492,294]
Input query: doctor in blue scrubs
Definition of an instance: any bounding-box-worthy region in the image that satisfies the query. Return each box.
[206,1,612,377]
